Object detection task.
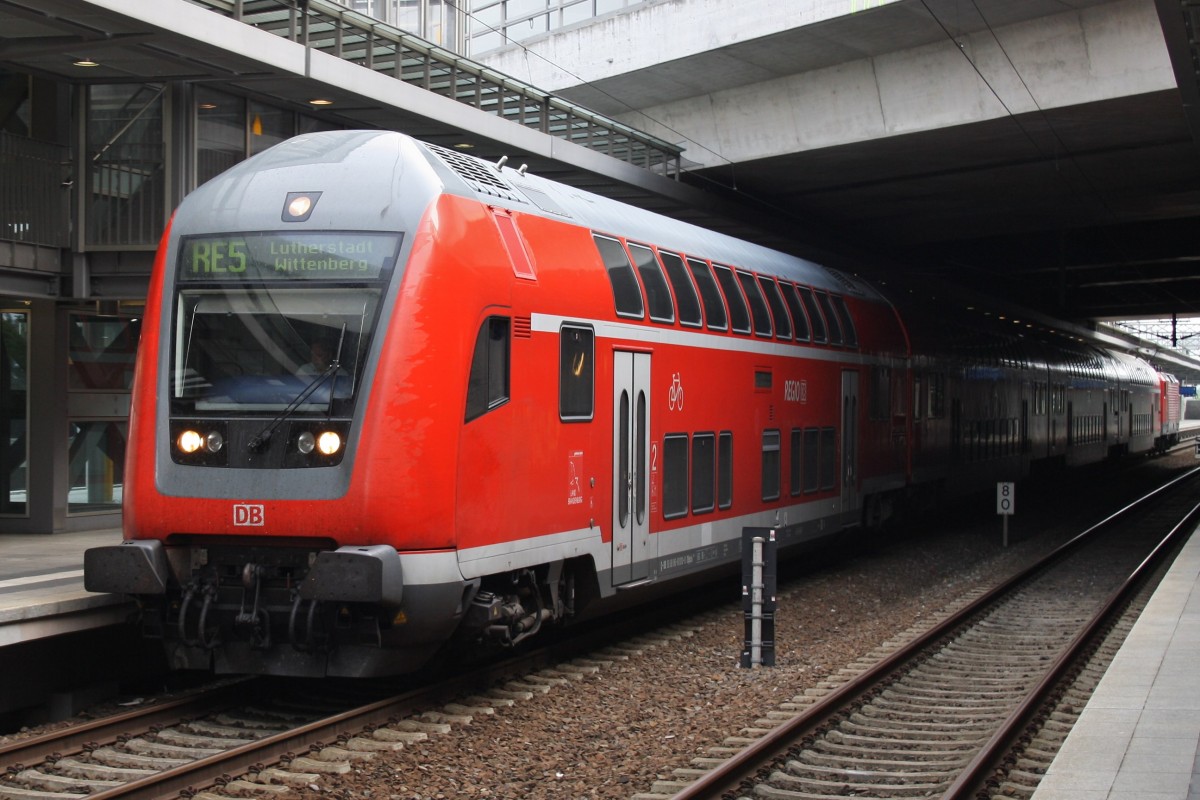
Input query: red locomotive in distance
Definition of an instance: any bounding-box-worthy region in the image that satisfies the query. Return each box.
[85,130,1179,677]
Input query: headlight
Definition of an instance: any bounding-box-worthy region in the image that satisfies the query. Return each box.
[317,430,342,455]
[205,430,225,453]
[177,429,204,454]
[297,430,315,454]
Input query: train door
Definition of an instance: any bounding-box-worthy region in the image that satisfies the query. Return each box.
[841,370,859,519]
[612,351,651,585]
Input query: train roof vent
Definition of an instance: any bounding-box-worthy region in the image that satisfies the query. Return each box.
[426,143,525,203]
[826,268,867,296]
[512,184,572,218]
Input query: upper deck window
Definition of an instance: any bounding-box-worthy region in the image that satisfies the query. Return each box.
[780,282,810,341]
[832,295,858,347]
[628,242,675,323]
[815,290,843,345]
[593,234,644,319]
[796,285,827,343]
[687,258,727,331]
[658,251,703,328]
[737,270,773,338]
[757,276,792,340]
[712,265,750,334]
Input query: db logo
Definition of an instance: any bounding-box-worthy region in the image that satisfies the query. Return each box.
[233,503,265,526]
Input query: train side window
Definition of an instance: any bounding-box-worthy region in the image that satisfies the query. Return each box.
[592,234,644,319]
[687,259,728,331]
[692,432,715,514]
[628,242,675,324]
[796,285,827,343]
[737,270,773,338]
[658,251,703,328]
[831,295,857,347]
[802,427,820,493]
[718,431,733,509]
[869,366,891,420]
[559,324,594,421]
[820,427,837,490]
[815,291,843,345]
[663,433,689,520]
[712,265,751,334]
[780,282,810,342]
[789,429,802,496]
[465,316,510,422]
[928,372,946,418]
[758,276,793,340]
[761,429,781,501]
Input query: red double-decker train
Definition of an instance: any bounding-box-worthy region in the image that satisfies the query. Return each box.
[85,130,1180,677]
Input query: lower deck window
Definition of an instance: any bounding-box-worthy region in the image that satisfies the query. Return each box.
[761,429,781,501]
[692,433,715,513]
[820,427,837,490]
[559,325,594,420]
[465,316,510,421]
[663,434,689,519]
[718,431,733,509]
[803,428,820,493]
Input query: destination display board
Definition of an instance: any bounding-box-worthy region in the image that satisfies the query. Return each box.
[179,232,402,281]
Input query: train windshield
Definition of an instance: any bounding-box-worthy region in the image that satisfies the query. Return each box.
[169,231,401,415]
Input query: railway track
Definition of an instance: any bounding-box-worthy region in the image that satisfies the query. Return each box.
[0,605,705,800]
[667,465,1200,800]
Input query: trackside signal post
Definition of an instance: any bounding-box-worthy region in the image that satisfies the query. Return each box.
[741,527,777,667]
[997,482,1015,547]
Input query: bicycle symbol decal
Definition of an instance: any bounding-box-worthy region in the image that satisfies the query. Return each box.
[668,372,684,411]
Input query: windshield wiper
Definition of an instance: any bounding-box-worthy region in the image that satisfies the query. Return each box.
[248,325,347,452]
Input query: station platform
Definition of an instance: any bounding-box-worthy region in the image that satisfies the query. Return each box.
[1031,524,1200,800]
[0,528,129,649]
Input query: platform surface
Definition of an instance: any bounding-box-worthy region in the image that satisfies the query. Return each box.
[0,528,129,647]
[1031,525,1200,800]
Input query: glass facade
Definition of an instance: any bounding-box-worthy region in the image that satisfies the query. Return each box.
[67,314,139,514]
[467,0,637,55]
[67,420,127,514]
[0,310,28,517]
[86,84,166,248]
[333,0,464,49]
[195,88,337,189]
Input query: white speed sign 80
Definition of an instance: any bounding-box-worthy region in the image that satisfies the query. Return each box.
[997,482,1015,516]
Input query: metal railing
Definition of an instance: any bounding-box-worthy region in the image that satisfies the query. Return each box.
[187,0,682,174]
[466,0,645,55]
[0,133,70,248]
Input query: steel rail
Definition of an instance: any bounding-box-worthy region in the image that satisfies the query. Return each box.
[0,679,255,768]
[943,492,1200,799]
[672,464,1200,800]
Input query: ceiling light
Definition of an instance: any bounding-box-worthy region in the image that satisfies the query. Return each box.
[453,142,474,150]
[73,58,99,67]
[308,98,334,106]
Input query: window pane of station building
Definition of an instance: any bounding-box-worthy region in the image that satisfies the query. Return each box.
[86,84,165,247]
[0,310,29,517]
[67,314,138,515]
[331,0,464,49]
[68,316,139,391]
[67,420,127,514]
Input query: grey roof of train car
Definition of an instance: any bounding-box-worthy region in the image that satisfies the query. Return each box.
[410,135,885,303]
